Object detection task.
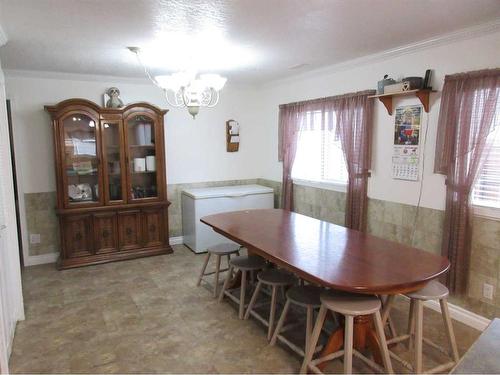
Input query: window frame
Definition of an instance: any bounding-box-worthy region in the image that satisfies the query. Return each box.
[292,177,347,193]
[472,203,500,221]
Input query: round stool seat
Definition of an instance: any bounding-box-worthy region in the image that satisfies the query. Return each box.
[207,243,240,255]
[320,290,381,316]
[229,255,266,270]
[257,269,296,286]
[405,280,449,300]
[286,285,322,307]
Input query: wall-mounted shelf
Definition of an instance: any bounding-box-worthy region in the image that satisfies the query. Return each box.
[369,89,436,115]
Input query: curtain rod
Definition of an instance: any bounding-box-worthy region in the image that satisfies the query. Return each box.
[279,89,376,109]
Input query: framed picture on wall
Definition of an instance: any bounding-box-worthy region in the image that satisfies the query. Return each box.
[394,105,422,146]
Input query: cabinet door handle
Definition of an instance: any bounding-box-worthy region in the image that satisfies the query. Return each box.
[102,229,109,238]
[149,224,156,232]
[126,227,132,236]
[75,232,82,241]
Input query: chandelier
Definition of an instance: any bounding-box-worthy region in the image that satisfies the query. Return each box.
[129,47,227,118]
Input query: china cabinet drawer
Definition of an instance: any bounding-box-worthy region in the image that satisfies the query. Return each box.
[94,212,118,254]
[61,214,93,258]
[142,208,165,247]
[118,210,142,250]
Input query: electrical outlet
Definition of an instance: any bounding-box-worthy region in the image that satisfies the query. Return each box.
[483,283,494,300]
[29,233,41,244]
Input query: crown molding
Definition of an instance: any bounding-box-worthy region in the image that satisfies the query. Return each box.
[262,19,500,88]
[2,68,257,90]
[3,68,153,85]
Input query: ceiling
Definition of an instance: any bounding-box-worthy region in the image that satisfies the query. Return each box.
[0,0,499,84]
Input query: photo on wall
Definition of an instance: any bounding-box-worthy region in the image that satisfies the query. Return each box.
[394,105,422,146]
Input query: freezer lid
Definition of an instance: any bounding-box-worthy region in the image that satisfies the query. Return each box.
[182,184,274,199]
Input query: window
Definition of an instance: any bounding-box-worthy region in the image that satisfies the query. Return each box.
[291,110,348,186]
[472,95,500,211]
[472,126,500,209]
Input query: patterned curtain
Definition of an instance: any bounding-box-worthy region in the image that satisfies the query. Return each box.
[278,103,306,210]
[434,68,500,294]
[278,89,375,229]
[335,92,374,231]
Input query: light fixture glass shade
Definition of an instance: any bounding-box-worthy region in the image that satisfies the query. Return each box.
[130,47,228,118]
[188,105,200,119]
[155,75,181,91]
[200,74,227,90]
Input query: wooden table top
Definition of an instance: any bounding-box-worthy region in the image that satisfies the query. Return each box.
[201,209,449,295]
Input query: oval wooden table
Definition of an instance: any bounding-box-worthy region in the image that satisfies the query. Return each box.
[201,209,450,370]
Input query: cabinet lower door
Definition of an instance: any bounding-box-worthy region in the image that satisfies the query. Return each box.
[118,210,142,250]
[61,215,93,258]
[94,213,118,254]
[142,208,165,247]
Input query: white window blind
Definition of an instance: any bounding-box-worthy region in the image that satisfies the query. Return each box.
[472,94,500,209]
[472,126,500,208]
[292,110,348,184]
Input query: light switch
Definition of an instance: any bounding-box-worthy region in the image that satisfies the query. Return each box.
[30,233,41,244]
[483,283,494,300]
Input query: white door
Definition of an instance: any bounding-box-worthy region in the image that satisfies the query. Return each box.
[0,80,24,373]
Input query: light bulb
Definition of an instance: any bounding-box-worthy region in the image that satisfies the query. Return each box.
[188,106,200,119]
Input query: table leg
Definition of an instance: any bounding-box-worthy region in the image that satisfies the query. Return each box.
[317,315,384,371]
[365,323,384,365]
[316,327,344,371]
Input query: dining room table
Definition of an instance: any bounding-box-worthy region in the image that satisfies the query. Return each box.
[201,208,450,369]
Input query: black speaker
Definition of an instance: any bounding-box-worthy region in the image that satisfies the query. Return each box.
[423,69,432,90]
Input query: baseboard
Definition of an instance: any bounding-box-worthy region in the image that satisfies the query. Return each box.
[401,295,491,332]
[169,236,184,245]
[425,299,490,331]
[24,236,185,266]
[24,252,58,266]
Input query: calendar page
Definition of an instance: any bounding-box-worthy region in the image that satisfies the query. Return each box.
[392,105,422,181]
[392,146,419,180]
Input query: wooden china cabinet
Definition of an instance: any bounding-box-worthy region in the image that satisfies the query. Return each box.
[45,99,172,269]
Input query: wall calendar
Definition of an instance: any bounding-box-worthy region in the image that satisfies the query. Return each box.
[392,105,422,181]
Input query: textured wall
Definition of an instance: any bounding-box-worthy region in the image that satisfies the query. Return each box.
[24,192,59,256]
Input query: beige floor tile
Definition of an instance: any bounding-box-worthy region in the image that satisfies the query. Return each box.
[9,245,481,373]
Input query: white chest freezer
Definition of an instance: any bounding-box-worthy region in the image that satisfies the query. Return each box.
[182,184,274,253]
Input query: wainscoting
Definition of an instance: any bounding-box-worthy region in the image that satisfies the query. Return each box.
[23,178,499,319]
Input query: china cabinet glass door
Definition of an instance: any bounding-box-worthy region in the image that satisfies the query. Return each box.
[62,113,102,206]
[126,114,159,201]
[101,120,125,204]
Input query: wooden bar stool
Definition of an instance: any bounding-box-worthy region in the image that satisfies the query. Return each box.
[218,255,267,319]
[244,269,296,340]
[386,281,460,374]
[300,291,394,374]
[270,285,324,357]
[196,243,241,297]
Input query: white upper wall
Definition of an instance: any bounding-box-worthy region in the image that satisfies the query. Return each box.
[5,74,263,193]
[257,30,500,210]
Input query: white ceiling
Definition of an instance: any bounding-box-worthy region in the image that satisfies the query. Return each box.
[0,0,499,84]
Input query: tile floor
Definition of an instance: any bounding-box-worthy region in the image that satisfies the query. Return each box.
[10,245,481,373]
